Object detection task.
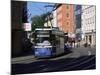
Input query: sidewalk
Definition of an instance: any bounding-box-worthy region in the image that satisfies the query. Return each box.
[11,55,35,62]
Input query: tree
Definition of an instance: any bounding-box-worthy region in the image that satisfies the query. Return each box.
[31,12,51,31]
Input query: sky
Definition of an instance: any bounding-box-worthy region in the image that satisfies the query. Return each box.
[27,1,55,23]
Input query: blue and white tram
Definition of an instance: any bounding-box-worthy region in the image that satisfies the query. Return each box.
[34,28,64,58]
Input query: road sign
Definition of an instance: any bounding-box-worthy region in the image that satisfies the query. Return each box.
[23,23,31,31]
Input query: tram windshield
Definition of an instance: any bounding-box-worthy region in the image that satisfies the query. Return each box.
[35,29,51,45]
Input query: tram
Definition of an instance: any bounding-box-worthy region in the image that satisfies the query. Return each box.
[34,28,65,58]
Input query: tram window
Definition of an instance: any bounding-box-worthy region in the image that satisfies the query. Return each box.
[35,37,50,43]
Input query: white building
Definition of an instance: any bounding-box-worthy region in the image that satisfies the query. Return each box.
[81,5,96,46]
[52,9,57,27]
[44,9,58,28]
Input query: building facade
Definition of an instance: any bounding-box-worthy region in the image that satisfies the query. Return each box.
[11,1,28,57]
[52,9,57,28]
[66,4,75,34]
[74,5,82,41]
[81,5,96,46]
[55,4,75,33]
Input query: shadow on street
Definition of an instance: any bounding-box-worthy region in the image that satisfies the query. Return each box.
[12,55,96,74]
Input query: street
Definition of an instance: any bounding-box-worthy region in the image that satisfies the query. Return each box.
[12,47,96,74]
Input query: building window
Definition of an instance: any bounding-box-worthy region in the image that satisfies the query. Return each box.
[67,22,69,25]
[67,13,69,17]
[67,22,70,29]
[66,5,69,9]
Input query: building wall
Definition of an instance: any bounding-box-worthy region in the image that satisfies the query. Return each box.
[66,4,74,33]
[56,4,74,33]
[11,1,24,30]
[74,5,82,40]
[82,6,96,33]
[11,1,27,57]
[52,10,57,27]
[81,5,96,46]
[57,4,64,31]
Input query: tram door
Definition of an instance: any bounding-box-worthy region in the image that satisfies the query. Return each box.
[55,36,60,55]
[56,36,64,55]
[52,30,64,55]
[60,37,64,53]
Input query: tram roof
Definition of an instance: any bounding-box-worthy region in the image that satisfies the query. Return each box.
[35,28,52,31]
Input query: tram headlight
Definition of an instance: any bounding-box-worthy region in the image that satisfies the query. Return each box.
[35,50,39,55]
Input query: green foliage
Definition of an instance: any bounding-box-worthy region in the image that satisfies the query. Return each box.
[31,12,50,31]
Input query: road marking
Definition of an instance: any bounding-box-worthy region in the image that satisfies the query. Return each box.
[88,51,91,55]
